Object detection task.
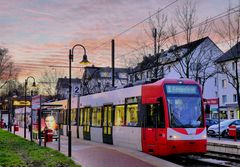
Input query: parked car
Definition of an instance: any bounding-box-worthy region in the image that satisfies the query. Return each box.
[207,119,240,137]
[206,119,218,129]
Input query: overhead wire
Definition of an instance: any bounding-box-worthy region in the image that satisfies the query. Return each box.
[91,0,179,51]
[115,5,240,61]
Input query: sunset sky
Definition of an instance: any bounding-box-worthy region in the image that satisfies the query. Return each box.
[0,0,238,81]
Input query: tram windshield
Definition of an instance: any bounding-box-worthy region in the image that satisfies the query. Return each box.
[165,84,203,128]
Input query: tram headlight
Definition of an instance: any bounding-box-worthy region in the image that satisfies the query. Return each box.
[172,135,180,139]
[201,134,207,139]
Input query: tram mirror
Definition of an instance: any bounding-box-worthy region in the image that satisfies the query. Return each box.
[157,97,163,103]
[205,104,210,114]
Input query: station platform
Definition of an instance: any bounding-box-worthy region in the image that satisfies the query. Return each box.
[207,137,240,155]
[13,128,180,167]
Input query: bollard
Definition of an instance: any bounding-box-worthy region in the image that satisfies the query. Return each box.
[229,126,237,141]
[44,129,53,147]
[14,124,19,134]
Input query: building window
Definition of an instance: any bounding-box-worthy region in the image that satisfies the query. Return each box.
[100,72,110,78]
[126,104,138,126]
[222,95,227,104]
[230,111,234,119]
[214,78,217,86]
[114,105,125,126]
[135,74,139,81]
[147,71,151,78]
[233,79,236,87]
[222,79,227,88]
[119,73,127,79]
[198,77,202,84]
[232,62,235,71]
[130,75,134,82]
[233,94,237,102]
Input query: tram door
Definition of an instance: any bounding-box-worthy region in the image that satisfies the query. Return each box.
[103,105,113,144]
[142,103,165,155]
[83,107,91,140]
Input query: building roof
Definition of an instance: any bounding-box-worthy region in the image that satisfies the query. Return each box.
[216,42,240,63]
[83,66,129,79]
[56,77,81,89]
[130,37,210,73]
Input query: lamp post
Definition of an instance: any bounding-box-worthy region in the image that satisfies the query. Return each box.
[68,44,90,157]
[24,76,36,139]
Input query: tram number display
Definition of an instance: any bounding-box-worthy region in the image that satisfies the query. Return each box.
[165,84,199,95]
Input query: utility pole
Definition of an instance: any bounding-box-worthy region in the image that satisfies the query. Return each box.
[152,28,158,79]
[111,39,115,88]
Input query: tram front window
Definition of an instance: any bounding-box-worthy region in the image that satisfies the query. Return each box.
[167,96,203,128]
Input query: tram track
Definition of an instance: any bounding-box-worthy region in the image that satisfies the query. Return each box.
[162,151,240,167]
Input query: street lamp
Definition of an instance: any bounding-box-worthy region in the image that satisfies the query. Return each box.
[68,44,90,157]
[24,76,36,139]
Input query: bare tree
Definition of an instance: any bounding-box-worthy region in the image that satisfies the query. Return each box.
[146,12,168,53]
[38,69,66,96]
[170,0,215,82]
[0,48,18,89]
[176,0,196,43]
[170,0,197,78]
[215,2,240,110]
[190,40,221,93]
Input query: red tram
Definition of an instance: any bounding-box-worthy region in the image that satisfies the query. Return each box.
[57,78,206,156]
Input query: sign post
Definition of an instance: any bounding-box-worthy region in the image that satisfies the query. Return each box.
[205,98,220,140]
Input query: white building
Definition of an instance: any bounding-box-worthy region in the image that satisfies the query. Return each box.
[215,42,240,119]
[56,77,81,99]
[81,66,129,95]
[129,37,223,100]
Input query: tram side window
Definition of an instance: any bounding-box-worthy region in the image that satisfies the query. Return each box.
[64,109,67,124]
[71,109,76,125]
[126,104,138,126]
[92,108,98,126]
[115,105,125,126]
[79,108,83,126]
[145,104,165,128]
[97,107,102,127]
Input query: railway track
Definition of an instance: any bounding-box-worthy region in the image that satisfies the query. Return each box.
[162,151,240,167]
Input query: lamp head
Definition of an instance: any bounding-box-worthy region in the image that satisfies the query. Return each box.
[32,82,36,87]
[12,95,17,98]
[80,54,91,65]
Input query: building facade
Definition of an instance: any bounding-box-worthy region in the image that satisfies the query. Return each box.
[128,37,223,100]
[82,66,129,95]
[56,77,81,99]
[215,42,240,119]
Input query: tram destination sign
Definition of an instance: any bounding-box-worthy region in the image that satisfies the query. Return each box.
[165,85,199,95]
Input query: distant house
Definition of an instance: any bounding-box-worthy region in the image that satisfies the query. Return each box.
[56,77,81,99]
[82,66,129,95]
[128,37,223,99]
[215,42,240,119]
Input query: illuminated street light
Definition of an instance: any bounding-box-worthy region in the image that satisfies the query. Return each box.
[68,44,90,157]
[24,76,36,139]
